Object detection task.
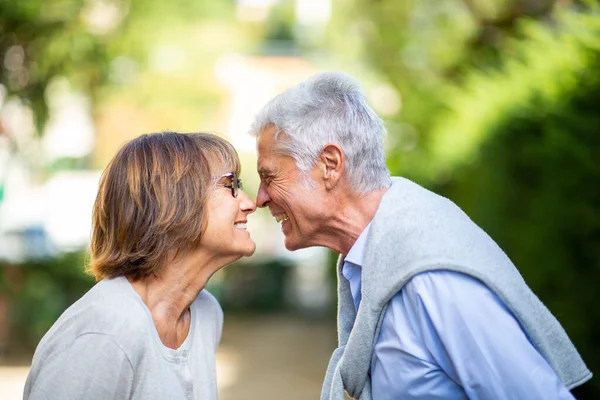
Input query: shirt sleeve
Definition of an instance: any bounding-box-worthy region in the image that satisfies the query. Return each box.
[25,333,134,400]
[372,270,575,400]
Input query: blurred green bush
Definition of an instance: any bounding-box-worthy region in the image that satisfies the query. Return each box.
[423,7,600,398]
[210,258,294,314]
[0,252,94,359]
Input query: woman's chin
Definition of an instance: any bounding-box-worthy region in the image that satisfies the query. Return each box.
[228,241,256,260]
[242,241,257,257]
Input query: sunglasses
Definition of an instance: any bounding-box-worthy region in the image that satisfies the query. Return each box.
[220,172,243,198]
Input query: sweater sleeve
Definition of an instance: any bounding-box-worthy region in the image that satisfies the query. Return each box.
[24,333,134,400]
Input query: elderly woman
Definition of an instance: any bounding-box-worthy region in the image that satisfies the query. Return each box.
[23,132,256,400]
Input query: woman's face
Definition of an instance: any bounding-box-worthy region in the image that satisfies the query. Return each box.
[201,172,257,262]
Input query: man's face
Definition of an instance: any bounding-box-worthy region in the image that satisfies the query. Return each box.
[256,126,326,251]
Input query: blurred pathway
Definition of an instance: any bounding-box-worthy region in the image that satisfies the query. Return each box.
[0,314,336,400]
[218,314,336,400]
[0,366,29,399]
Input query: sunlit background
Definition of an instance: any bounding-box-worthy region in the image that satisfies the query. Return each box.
[1,0,599,398]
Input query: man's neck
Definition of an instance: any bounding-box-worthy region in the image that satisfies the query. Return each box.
[318,187,387,256]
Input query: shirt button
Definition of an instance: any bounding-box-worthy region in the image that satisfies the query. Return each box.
[181,350,188,357]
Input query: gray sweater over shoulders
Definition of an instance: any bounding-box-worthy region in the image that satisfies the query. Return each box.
[321,177,591,400]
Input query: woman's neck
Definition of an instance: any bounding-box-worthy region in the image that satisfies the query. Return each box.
[129,251,218,349]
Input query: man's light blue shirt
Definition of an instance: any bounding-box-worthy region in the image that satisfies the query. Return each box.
[342,223,574,400]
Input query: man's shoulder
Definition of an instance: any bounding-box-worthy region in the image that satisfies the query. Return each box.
[377,177,455,218]
[392,270,511,326]
[402,270,489,299]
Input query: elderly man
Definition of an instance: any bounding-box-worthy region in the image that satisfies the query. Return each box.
[250,72,591,400]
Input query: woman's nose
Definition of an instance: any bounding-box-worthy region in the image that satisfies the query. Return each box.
[239,190,257,214]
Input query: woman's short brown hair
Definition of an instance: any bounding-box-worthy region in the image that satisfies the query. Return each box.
[88,132,240,281]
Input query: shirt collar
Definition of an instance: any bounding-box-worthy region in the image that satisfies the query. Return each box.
[344,222,372,268]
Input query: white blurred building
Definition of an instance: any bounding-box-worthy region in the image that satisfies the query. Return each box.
[0,82,98,262]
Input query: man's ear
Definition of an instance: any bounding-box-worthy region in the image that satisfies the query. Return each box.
[319,144,344,190]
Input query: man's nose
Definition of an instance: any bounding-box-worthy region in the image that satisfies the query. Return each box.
[256,182,270,208]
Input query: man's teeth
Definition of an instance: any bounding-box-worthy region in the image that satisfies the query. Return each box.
[275,214,289,223]
[234,223,247,230]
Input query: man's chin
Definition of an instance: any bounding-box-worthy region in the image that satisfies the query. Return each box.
[284,236,307,252]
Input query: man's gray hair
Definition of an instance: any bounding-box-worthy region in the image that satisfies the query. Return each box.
[250,71,391,193]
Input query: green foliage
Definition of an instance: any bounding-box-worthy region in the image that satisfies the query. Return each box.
[212,258,294,313]
[0,0,121,131]
[329,0,564,179]
[0,252,94,355]
[428,9,600,181]
[0,0,237,133]
[262,0,296,43]
[425,7,600,397]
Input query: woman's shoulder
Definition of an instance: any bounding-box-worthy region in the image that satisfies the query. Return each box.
[192,289,223,317]
[190,289,224,343]
[72,277,150,325]
[35,277,153,355]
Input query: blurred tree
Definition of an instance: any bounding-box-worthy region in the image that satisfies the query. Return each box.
[0,0,237,133]
[427,6,600,398]
[0,0,128,131]
[0,0,246,172]
[328,0,579,178]
[459,0,560,62]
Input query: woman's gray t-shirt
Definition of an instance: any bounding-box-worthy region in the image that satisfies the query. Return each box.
[24,276,223,400]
